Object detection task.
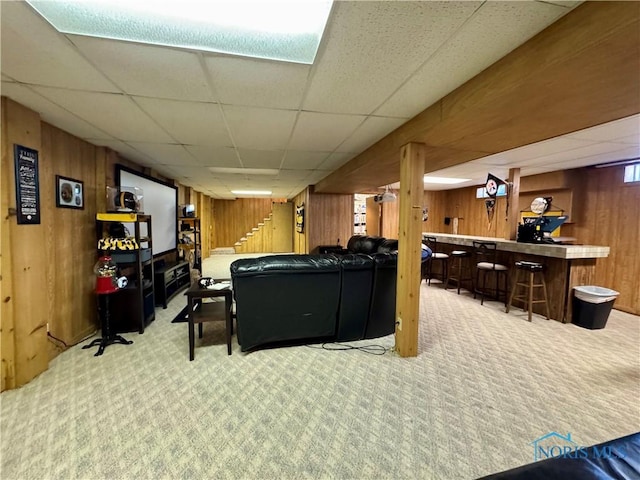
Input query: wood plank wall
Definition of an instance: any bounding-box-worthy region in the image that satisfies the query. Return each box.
[573,165,640,314]
[212,198,279,248]
[41,124,100,350]
[1,99,220,390]
[409,168,639,315]
[307,191,353,253]
[292,188,309,254]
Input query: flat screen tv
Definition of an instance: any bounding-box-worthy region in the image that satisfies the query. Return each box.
[116,165,178,257]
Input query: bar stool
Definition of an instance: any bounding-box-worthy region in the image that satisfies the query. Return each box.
[506,261,551,322]
[424,236,449,285]
[445,250,473,294]
[473,241,509,306]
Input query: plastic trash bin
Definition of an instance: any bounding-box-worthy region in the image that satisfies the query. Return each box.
[572,285,619,329]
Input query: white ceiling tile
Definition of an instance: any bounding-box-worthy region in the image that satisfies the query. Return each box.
[88,139,155,166]
[609,134,640,145]
[237,149,284,169]
[377,1,572,117]
[185,145,240,167]
[520,142,637,167]
[133,97,232,146]
[338,116,407,153]
[565,115,640,142]
[125,143,200,166]
[304,1,480,115]
[276,169,313,181]
[70,36,213,101]
[0,82,115,140]
[223,106,297,150]
[204,55,310,109]
[288,112,365,151]
[30,86,173,142]
[473,136,595,165]
[0,2,118,92]
[281,151,331,170]
[316,152,354,171]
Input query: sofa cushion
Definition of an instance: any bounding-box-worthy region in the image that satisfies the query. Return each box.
[231,255,341,351]
[337,254,374,342]
[365,252,398,339]
[347,235,385,254]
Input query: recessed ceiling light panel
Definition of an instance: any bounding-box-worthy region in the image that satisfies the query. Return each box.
[231,190,272,196]
[423,176,471,184]
[26,0,333,64]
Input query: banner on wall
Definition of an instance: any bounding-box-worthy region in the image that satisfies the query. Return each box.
[485,199,496,229]
[295,203,305,233]
[13,144,41,225]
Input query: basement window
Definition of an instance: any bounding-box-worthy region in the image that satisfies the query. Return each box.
[623,163,640,183]
[476,184,507,198]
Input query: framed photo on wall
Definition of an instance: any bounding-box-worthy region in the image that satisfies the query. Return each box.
[56,175,84,209]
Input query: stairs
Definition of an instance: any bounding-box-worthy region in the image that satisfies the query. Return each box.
[233,214,273,253]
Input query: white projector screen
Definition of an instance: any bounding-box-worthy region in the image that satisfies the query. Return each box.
[117,165,177,257]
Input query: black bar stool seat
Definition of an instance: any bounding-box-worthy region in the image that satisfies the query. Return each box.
[506,261,551,322]
[473,241,509,306]
[445,250,473,294]
[423,236,449,285]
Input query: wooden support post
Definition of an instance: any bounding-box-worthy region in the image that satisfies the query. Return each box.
[507,168,521,240]
[395,142,426,357]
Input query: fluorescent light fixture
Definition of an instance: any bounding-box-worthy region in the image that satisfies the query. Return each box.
[231,190,272,196]
[26,0,333,64]
[209,167,279,175]
[423,176,471,184]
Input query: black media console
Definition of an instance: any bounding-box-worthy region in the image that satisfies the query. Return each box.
[154,261,190,308]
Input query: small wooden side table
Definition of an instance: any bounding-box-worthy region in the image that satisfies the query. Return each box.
[185,281,233,360]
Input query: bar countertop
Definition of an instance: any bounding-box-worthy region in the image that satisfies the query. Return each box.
[422,233,610,260]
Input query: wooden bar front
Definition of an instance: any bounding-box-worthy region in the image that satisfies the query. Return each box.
[423,233,610,323]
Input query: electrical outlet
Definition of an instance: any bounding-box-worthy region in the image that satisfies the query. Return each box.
[396,316,402,331]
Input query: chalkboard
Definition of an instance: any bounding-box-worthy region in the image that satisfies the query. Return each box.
[14,144,41,225]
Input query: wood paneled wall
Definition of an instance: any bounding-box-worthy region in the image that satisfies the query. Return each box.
[292,188,309,254]
[212,198,280,248]
[413,168,640,315]
[307,191,353,253]
[573,165,640,314]
[2,98,100,390]
[41,124,100,350]
[1,98,221,390]
[2,98,51,390]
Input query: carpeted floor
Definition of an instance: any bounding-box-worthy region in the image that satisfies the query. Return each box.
[1,254,638,480]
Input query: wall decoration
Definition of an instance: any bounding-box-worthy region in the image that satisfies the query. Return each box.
[295,203,305,233]
[13,144,41,224]
[485,199,496,229]
[422,207,429,222]
[56,175,84,209]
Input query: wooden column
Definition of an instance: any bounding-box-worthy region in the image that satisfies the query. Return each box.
[395,142,426,357]
[507,168,521,240]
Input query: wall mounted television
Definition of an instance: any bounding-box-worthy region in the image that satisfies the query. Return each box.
[116,164,178,258]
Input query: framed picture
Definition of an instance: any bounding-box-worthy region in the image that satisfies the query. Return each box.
[56,175,84,209]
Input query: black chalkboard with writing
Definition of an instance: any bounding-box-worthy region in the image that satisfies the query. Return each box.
[14,144,40,225]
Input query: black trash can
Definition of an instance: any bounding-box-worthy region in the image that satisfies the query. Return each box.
[572,286,619,330]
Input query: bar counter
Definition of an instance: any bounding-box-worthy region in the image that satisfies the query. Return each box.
[422,232,610,323]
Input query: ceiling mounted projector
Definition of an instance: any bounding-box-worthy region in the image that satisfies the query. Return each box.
[373,192,397,203]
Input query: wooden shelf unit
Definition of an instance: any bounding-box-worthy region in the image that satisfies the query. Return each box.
[154,261,190,309]
[96,213,155,334]
[178,217,201,271]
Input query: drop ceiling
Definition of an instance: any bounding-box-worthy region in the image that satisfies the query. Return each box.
[3,0,636,199]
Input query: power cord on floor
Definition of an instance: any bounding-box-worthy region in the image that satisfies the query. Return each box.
[47,330,97,349]
[305,342,390,355]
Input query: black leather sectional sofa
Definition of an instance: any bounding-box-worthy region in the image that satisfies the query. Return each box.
[230,235,398,352]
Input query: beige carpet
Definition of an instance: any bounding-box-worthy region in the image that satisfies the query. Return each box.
[1,254,638,480]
